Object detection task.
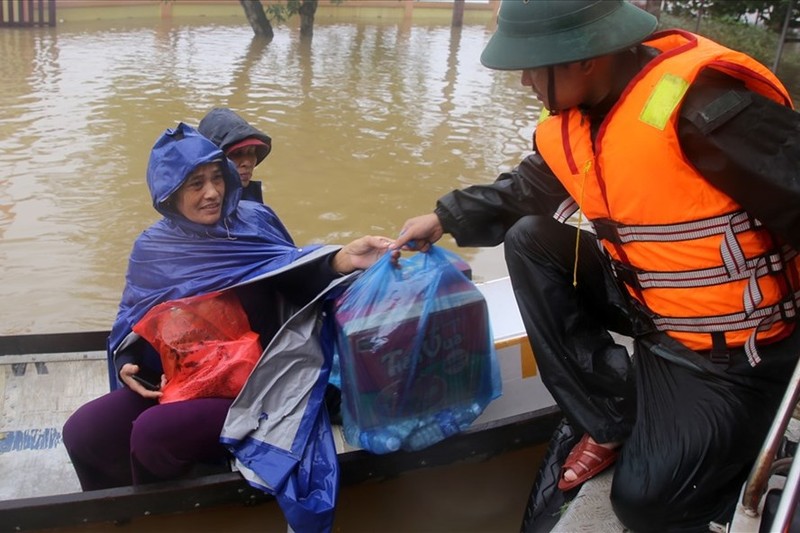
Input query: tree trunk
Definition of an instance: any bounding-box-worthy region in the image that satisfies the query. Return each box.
[240,0,274,39]
[452,0,465,27]
[299,0,318,37]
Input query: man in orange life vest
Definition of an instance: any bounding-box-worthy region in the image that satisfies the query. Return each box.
[393,0,800,530]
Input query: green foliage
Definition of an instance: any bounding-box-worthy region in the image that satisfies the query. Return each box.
[265,0,343,23]
[664,1,799,30]
[659,11,800,103]
[660,12,779,63]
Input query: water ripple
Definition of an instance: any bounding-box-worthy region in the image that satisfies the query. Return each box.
[0,17,538,333]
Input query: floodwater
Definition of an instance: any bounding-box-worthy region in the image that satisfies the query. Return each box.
[0,15,539,335]
[0,15,548,533]
[9,13,795,533]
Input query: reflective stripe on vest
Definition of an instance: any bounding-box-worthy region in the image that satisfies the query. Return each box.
[553,197,580,224]
[535,29,799,364]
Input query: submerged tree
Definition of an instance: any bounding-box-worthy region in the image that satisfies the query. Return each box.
[241,0,340,39]
[240,0,274,39]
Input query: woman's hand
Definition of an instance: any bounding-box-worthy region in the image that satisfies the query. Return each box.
[391,213,444,252]
[120,363,164,400]
[331,235,398,274]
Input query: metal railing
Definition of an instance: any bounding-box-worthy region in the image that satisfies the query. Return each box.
[773,0,799,73]
[742,354,800,529]
[0,0,56,27]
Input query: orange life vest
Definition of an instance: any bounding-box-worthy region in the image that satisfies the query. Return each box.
[536,29,799,366]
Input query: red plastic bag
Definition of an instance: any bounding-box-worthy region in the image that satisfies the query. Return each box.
[132,290,262,404]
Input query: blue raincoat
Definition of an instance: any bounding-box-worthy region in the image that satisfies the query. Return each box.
[107,123,340,532]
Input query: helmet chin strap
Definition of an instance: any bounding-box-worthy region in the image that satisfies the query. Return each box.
[546,66,559,115]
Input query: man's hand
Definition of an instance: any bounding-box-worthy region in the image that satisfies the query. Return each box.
[392,213,444,252]
[332,235,398,274]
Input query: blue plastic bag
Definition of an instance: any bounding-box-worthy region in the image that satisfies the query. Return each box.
[333,246,502,454]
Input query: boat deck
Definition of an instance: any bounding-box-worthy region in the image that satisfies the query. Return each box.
[1,351,107,499]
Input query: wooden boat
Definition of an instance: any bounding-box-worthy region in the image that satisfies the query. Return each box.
[0,277,563,531]
[8,272,792,532]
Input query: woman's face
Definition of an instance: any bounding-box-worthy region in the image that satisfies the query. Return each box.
[174,162,225,225]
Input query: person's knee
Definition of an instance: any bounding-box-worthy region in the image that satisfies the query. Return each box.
[504,216,580,281]
[62,414,80,455]
[129,410,172,471]
[610,473,670,532]
[504,216,569,273]
[504,215,553,255]
[62,406,95,458]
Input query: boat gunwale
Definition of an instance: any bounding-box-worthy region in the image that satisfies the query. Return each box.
[0,330,110,356]
[0,404,560,530]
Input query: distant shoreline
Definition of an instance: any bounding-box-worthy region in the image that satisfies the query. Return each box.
[52,0,500,25]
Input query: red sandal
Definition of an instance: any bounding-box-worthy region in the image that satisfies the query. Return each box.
[558,433,619,491]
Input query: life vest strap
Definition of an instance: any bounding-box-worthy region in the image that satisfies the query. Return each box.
[650,290,799,333]
[744,290,800,366]
[651,290,800,367]
[594,210,760,245]
[611,249,792,291]
[709,331,730,364]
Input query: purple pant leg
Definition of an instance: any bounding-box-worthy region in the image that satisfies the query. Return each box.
[63,388,234,490]
[129,397,234,485]
[62,387,155,490]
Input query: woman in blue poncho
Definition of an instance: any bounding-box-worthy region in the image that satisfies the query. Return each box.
[62,123,392,490]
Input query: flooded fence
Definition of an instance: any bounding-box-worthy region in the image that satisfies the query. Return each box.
[0,0,56,26]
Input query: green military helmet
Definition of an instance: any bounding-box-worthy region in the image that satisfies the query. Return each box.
[481,0,658,70]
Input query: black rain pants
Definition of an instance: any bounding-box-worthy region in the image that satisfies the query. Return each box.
[504,215,800,532]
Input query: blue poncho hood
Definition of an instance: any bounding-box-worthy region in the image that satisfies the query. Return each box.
[108,123,321,372]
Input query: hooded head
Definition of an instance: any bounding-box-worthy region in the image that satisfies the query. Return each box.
[146,123,242,224]
[197,107,272,166]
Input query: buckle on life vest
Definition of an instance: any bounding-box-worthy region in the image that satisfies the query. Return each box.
[611,261,641,291]
[709,332,730,364]
[593,219,622,245]
[778,294,799,323]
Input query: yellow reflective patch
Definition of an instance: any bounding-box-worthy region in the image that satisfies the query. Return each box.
[539,106,551,123]
[639,73,690,130]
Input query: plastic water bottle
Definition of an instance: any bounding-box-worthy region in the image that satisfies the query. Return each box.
[342,423,362,450]
[344,419,418,454]
[343,424,402,454]
[359,429,402,454]
[406,403,483,451]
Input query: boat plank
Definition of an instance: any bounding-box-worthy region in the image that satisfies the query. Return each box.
[0,331,109,356]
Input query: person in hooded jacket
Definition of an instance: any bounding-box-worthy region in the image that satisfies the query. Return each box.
[198,107,271,203]
[199,106,351,424]
[62,123,393,490]
[393,1,800,531]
